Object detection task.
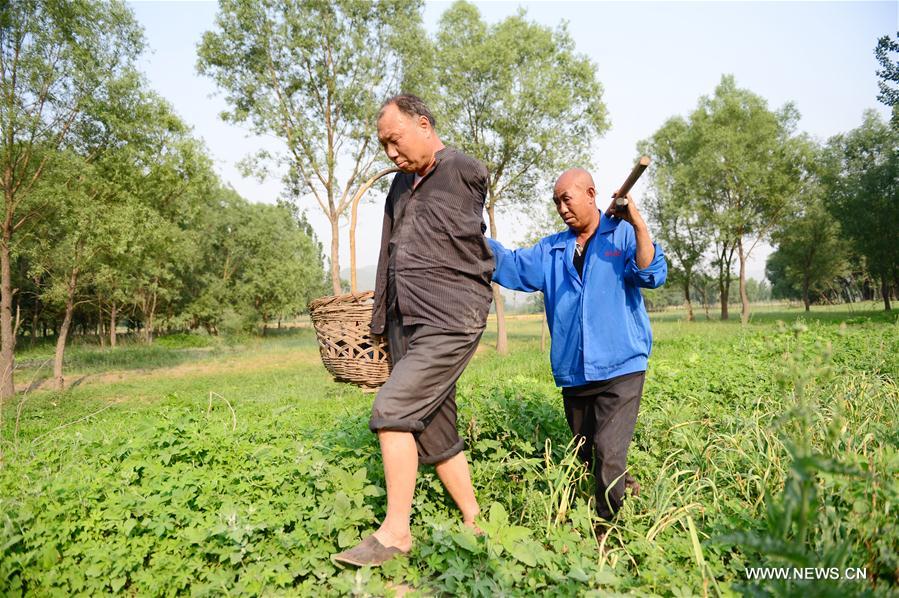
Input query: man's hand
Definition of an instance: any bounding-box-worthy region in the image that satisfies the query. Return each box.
[605,193,655,269]
[605,193,647,230]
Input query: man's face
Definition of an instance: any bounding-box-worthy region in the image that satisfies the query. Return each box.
[553,175,596,233]
[377,104,433,174]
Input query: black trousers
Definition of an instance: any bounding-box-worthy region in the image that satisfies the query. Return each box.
[562,372,645,521]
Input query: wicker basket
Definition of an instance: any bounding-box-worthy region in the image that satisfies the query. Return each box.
[308,167,400,389]
[309,291,389,388]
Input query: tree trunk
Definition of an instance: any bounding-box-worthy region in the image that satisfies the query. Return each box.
[738,239,750,325]
[30,309,39,347]
[145,287,158,343]
[486,202,508,354]
[329,214,341,295]
[882,275,892,311]
[54,269,79,391]
[802,274,811,312]
[110,302,117,347]
[683,269,694,322]
[97,300,105,347]
[719,279,730,320]
[0,228,15,399]
[716,240,737,321]
[695,284,711,319]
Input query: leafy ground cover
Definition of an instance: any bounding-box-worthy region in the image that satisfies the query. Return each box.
[1,305,897,596]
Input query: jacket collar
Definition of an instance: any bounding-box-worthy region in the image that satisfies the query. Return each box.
[597,212,621,234]
[550,212,621,287]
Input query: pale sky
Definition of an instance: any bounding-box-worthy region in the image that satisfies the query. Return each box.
[129,0,896,281]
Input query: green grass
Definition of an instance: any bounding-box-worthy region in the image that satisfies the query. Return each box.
[1,306,897,596]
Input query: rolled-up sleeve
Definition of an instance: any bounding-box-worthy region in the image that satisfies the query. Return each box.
[487,238,545,293]
[625,242,668,289]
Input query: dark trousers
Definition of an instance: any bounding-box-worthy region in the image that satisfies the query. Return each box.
[562,372,644,521]
[369,308,482,464]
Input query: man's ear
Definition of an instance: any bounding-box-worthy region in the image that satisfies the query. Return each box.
[586,186,596,205]
[419,115,431,135]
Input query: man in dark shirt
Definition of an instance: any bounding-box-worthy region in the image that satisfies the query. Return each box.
[333,95,493,567]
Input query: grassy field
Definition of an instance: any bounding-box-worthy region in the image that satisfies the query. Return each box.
[1,304,897,596]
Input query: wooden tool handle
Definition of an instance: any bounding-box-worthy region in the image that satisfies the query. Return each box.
[614,156,651,208]
[350,166,401,293]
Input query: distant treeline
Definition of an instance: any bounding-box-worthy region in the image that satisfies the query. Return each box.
[639,76,897,322]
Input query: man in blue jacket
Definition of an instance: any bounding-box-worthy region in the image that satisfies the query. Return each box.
[488,167,667,522]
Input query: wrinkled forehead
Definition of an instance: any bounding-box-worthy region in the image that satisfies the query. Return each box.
[553,174,580,198]
[377,105,408,137]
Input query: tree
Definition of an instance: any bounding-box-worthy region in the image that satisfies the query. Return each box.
[197,0,426,296]
[0,0,144,398]
[875,32,899,109]
[645,76,801,323]
[25,85,210,387]
[234,204,328,333]
[691,270,717,319]
[422,1,609,353]
[640,117,711,321]
[27,151,116,389]
[766,200,846,311]
[824,110,898,311]
[186,190,327,335]
[766,146,848,311]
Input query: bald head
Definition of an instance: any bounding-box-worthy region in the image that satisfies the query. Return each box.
[554,168,595,196]
[552,168,600,234]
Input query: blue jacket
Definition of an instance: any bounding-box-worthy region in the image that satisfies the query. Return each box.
[488,213,667,387]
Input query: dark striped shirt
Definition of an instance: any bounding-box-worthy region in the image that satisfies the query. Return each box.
[371,147,495,335]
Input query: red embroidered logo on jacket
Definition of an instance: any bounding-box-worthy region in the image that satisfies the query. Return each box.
[604,249,622,257]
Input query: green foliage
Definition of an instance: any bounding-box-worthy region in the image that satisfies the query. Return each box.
[765,139,850,311]
[640,75,804,321]
[0,0,147,397]
[153,333,213,351]
[823,110,898,309]
[719,321,898,595]
[196,0,427,293]
[187,193,328,336]
[2,311,896,595]
[874,32,899,109]
[424,1,609,214]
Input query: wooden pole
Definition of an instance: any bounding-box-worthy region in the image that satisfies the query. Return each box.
[349,167,401,293]
[614,156,651,210]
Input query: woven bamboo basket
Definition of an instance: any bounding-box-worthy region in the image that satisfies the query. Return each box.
[308,167,400,389]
